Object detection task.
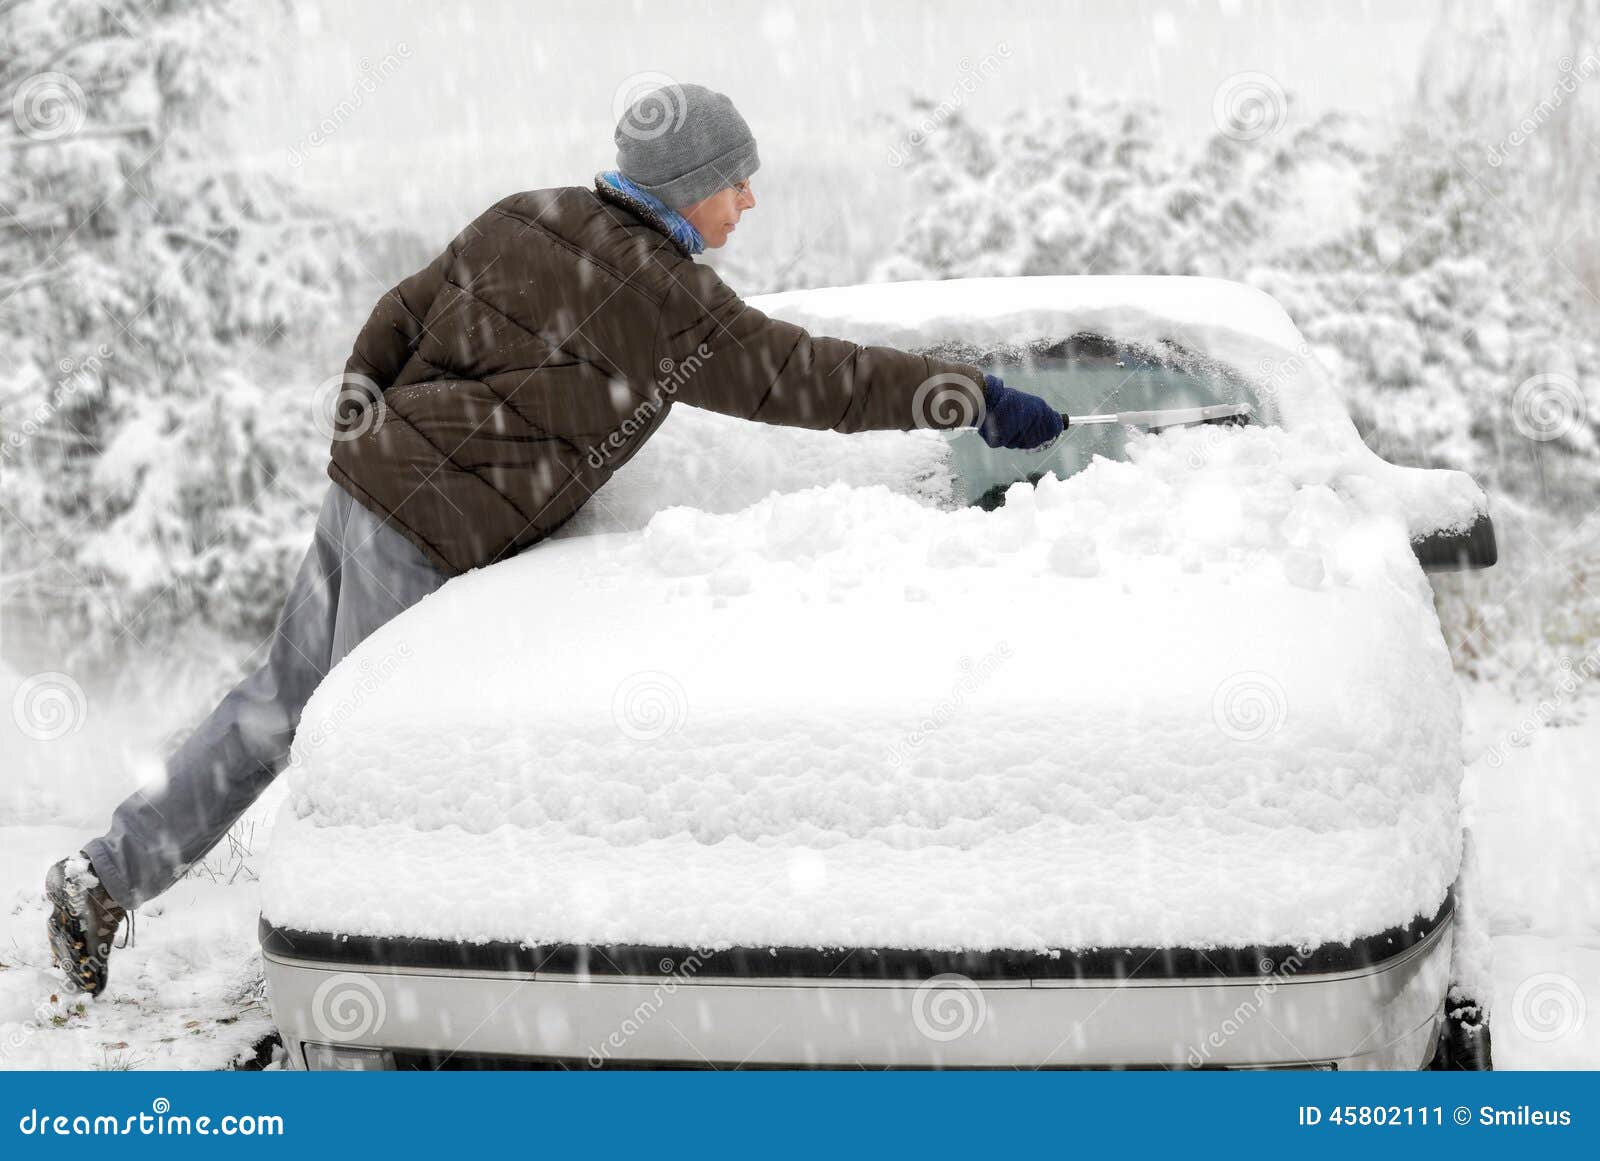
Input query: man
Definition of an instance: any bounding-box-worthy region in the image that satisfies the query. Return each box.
[45,84,1062,994]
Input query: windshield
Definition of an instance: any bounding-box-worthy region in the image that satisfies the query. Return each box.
[932,334,1271,509]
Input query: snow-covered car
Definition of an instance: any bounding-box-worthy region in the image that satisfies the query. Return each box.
[259,276,1496,1070]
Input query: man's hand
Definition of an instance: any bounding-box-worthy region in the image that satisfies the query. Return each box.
[976,374,1065,450]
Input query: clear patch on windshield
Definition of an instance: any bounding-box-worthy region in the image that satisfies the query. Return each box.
[919,334,1271,509]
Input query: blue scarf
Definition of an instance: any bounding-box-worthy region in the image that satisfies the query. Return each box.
[596,170,705,255]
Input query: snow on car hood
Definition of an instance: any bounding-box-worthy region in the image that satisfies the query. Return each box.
[262,423,1464,952]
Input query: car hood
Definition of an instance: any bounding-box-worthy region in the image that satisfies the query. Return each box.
[262,425,1462,952]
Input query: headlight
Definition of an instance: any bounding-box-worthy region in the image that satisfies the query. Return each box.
[302,1042,395,1070]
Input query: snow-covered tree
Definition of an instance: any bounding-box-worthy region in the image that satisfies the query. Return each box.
[873,95,1600,511]
[873,95,1370,282]
[1418,0,1600,303]
[1258,117,1599,509]
[2,0,349,662]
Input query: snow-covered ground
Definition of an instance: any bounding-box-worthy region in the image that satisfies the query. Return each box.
[0,818,279,1070]
[1460,682,1600,1069]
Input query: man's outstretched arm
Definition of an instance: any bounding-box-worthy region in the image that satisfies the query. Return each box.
[654,261,990,435]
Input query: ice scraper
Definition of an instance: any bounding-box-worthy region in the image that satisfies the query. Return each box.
[1060,401,1254,430]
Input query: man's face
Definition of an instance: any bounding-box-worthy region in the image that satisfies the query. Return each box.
[680,179,756,248]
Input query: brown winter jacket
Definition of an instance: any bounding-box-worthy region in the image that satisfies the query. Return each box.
[327,180,987,576]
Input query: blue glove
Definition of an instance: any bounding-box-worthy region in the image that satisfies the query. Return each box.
[976,374,1064,450]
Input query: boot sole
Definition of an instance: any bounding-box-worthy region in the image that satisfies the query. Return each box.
[44,877,108,997]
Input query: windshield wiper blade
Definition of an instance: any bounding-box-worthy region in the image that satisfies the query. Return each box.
[1065,402,1255,430]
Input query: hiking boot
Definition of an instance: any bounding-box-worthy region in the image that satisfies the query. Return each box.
[45,853,127,997]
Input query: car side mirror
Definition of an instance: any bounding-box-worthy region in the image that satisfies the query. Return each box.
[1412,511,1497,572]
[1369,463,1496,573]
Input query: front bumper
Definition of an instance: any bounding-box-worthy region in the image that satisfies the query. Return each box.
[263,896,1452,1070]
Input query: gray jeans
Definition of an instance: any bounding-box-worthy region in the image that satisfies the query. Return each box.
[84,484,448,910]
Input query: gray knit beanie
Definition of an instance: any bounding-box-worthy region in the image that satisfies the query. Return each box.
[614,83,760,210]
